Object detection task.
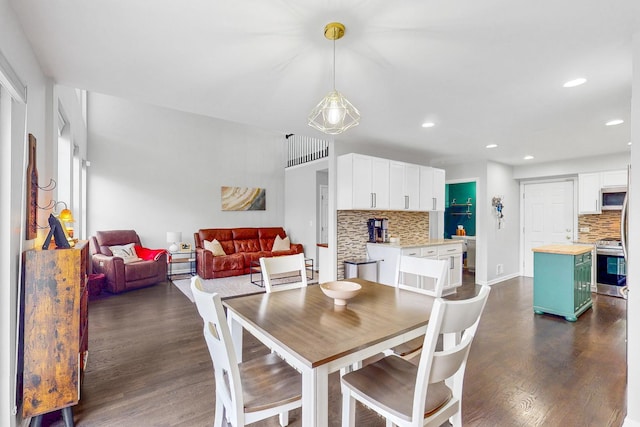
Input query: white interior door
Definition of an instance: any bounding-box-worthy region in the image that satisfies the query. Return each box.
[523,180,575,276]
[320,185,328,244]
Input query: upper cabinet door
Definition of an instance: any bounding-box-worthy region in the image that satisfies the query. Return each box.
[389,161,406,210]
[601,169,627,187]
[337,154,389,210]
[419,166,445,211]
[578,172,601,214]
[432,168,445,211]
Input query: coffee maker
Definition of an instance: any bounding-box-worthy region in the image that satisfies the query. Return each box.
[367,218,389,243]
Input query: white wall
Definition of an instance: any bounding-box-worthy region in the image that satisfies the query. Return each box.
[87,93,287,249]
[485,161,520,282]
[513,152,630,180]
[284,158,329,265]
[623,31,640,427]
[1,2,87,426]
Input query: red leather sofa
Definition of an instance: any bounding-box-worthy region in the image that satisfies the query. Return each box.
[194,227,303,279]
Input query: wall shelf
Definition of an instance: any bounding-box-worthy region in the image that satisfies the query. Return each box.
[449,198,473,217]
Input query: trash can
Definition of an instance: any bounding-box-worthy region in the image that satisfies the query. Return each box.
[344,259,378,282]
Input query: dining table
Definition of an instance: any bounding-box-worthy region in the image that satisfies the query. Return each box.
[223,277,435,427]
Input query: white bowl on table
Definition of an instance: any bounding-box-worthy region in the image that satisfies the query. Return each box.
[320,281,362,306]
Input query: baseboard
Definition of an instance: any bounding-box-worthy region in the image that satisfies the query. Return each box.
[476,272,521,286]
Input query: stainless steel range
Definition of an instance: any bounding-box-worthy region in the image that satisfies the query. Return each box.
[595,238,627,297]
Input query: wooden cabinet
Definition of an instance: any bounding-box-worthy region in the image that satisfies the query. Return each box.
[337,153,389,210]
[532,245,592,322]
[22,241,89,420]
[419,166,445,211]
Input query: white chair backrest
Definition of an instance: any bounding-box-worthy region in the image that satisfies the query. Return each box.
[413,285,491,423]
[190,276,244,424]
[394,255,449,297]
[259,254,308,293]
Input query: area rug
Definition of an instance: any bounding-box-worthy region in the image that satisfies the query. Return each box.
[172,273,318,302]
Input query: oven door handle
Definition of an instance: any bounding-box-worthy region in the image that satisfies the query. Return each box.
[596,248,625,256]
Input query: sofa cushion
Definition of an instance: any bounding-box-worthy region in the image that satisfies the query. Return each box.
[198,229,236,254]
[272,235,290,251]
[109,243,141,264]
[211,253,245,272]
[232,228,261,253]
[204,239,226,256]
[257,227,288,251]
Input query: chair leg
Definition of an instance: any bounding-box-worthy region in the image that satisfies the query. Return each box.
[341,390,356,427]
[278,411,289,426]
[214,399,224,427]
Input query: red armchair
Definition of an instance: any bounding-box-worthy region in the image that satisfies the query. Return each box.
[89,230,168,293]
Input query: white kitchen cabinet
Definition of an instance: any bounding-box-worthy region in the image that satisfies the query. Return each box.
[389,161,420,210]
[437,244,463,291]
[578,172,601,214]
[337,154,390,210]
[366,241,463,294]
[602,169,627,187]
[419,166,445,211]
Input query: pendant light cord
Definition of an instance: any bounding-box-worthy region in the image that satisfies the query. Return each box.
[332,28,336,91]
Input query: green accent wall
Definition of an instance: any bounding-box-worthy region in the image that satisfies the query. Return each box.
[444,182,476,238]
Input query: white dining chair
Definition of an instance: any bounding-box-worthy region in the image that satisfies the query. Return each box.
[190,276,302,427]
[387,256,449,357]
[259,253,308,293]
[341,285,490,427]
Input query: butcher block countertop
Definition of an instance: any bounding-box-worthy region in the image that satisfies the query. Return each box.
[532,244,593,255]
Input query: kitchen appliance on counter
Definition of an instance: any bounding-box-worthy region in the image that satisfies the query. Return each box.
[367,218,389,243]
[595,238,626,297]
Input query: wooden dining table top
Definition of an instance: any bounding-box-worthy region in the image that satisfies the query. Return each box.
[223,278,435,368]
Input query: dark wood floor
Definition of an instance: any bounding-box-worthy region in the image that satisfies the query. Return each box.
[42,271,627,426]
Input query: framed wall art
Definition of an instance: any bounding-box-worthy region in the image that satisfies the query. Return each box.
[221,186,266,211]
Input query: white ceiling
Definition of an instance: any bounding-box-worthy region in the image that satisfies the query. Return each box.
[10,0,640,166]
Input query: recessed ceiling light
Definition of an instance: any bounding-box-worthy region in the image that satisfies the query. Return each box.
[486,144,498,149]
[523,155,534,160]
[563,78,587,88]
[421,122,435,128]
[606,119,624,126]
[628,141,632,146]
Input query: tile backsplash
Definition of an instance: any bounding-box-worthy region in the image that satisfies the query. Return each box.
[578,210,622,242]
[336,210,429,279]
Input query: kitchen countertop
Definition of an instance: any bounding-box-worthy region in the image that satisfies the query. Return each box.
[366,239,462,249]
[532,244,593,255]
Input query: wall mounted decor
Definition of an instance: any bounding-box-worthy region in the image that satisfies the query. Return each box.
[221,186,266,211]
[25,134,38,239]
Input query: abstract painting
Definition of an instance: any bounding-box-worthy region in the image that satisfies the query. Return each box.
[221,186,266,211]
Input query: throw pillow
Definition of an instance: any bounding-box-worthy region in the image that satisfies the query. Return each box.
[204,239,226,256]
[272,235,290,251]
[109,243,141,264]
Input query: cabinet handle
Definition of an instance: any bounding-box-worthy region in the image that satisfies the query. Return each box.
[405,195,409,209]
[374,193,377,207]
[450,256,454,269]
[432,197,436,210]
[370,193,375,208]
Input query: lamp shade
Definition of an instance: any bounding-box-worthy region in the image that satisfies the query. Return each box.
[166,232,182,253]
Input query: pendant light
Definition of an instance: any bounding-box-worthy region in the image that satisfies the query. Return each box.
[308,22,360,135]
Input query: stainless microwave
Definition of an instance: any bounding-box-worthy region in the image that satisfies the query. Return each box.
[601,186,627,210]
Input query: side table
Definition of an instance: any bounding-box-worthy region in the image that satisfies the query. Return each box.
[168,250,196,278]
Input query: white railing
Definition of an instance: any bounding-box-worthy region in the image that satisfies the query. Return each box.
[286,135,329,167]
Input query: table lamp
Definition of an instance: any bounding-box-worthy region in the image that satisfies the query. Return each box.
[166,231,182,253]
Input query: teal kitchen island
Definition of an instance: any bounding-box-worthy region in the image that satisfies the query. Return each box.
[532,244,593,322]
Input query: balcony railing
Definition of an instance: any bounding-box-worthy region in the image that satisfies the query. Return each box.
[286,135,329,167]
